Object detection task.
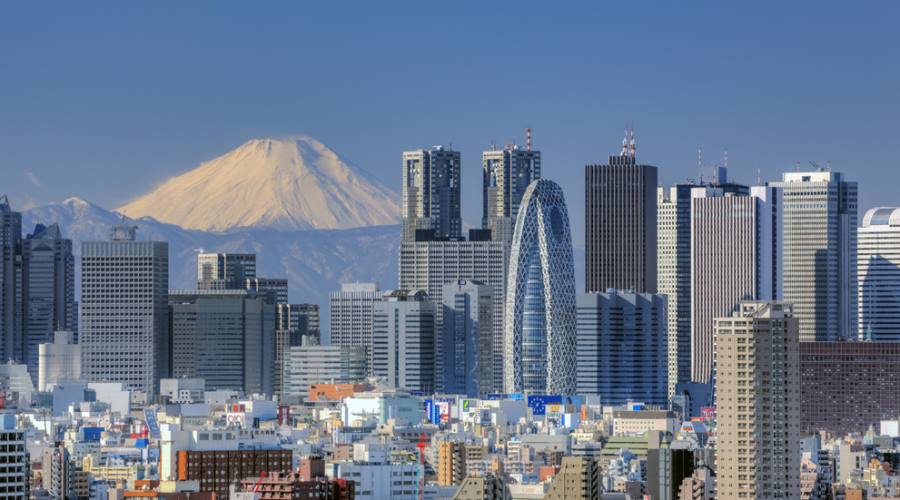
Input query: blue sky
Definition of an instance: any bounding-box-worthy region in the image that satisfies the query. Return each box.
[1,2,898,246]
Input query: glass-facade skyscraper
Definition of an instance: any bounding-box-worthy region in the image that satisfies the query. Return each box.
[504,179,576,395]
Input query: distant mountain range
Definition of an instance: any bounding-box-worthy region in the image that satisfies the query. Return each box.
[22,198,400,309]
[117,136,400,232]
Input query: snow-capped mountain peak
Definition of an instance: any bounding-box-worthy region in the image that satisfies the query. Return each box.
[117,136,399,232]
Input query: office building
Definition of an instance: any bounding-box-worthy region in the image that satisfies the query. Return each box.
[196,252,256,290]
[275,303,320,397]
[22,223,75,385]
[402,146,462,241]
[691,185,779,384]
[246,277,288,305]
[771,170,857,340]
[0,195,22,364]
[168,289,275,395]
[714,302,800,500]
[858,207,900,340]
[441,280,493,397]
[585,133,657,294]
[282,345,367,402]
[544,456,601,500]
[482,141,540,244]
[576,291,667,406]
[372,290,435,393]
[647,437,694,500]
[80,225,168,398]
[37,331,80,391]
[330,282,381,374]
[658,184,693,401]
[399,239,507,393]
[504,179,577,395]
[0,415,29,498]
[658,170,747,399]
[799,341,900,435]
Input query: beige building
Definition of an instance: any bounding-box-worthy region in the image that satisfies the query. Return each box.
[544,456,601,500]
[612,409,678,437]
[438,441,468,486]
[714,301,800,499]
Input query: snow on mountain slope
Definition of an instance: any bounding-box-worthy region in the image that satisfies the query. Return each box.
[116,136,399,232]
[23,198,400,309]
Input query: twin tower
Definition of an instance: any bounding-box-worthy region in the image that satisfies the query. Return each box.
[399,140,577,395]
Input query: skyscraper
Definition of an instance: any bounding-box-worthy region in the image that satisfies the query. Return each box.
[585,132,657,293]
[168,289,275,395]
[690,185,779,384]
[196,252,256,290]
[857,207,900,340]
[0,195,23,364]
[504,179,576,395]
[402,146,462,241]
[576,290,667,406]
[714,302,800,499]
[771,170,857,341]
[22,223,75,383]
[482,141,540,244]
[658,169,747,398]
[275,303,320,397]
[81,224,169,399]
[398,239,507,393]
[657,184,693,400]
[441,279,493,397]
[371,290,435,393]
[330,282,381,374]
[245,277,288,305]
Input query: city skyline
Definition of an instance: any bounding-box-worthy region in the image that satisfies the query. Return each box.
[3,3,899,251]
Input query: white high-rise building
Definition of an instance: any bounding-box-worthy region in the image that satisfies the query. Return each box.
[771,170,857,341]
[402,146,462,241]
[858,207,900,340]
[330,282,381,374]
[398,239,507,393]
[80,225,168,398]
[37,330,81,391]
[371,290,435,393]
[714,302,800,499]
[504,179,577,395]
[282,345,367,401]
[690,186,780,384]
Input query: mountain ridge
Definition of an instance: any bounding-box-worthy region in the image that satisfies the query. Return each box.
[117,136,400,232]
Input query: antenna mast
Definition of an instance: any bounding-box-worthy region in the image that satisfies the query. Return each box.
[526,128,532,151]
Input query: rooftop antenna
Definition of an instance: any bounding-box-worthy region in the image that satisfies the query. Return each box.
[757,167,762,185]
[826,160,832,171]
[723,149,729,169]
[491,141,497,151]
[620,125,629,157]
[698,146,703,183]
[629,123,636,159]
[526,128,532,151]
